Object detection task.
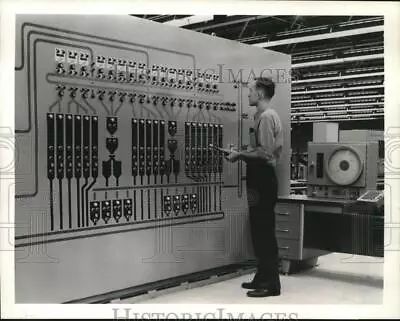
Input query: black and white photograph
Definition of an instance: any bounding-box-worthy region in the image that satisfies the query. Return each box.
[1,1,399,319]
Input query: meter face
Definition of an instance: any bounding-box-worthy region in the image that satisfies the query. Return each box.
[327,147,363,185]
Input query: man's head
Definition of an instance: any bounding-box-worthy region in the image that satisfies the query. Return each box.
[247,77,275,106]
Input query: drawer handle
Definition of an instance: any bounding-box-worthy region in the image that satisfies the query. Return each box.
[279,246,289,250]
[276,228,289,233]
[276,212,289,216]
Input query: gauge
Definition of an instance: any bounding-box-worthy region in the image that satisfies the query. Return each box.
[326,146,363,185]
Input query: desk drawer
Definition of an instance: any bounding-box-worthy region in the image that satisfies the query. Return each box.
[275,220,301,240]
[277,238,301,260]
[275,202,301,223]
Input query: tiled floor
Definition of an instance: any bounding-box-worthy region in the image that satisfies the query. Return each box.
[124,253,383,304]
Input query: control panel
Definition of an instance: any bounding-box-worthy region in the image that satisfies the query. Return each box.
[29,47,238,234]
[13,15,291,303]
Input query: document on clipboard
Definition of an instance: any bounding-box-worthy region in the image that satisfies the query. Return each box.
[209,144,233,155]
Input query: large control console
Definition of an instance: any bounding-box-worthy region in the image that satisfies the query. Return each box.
[14,15,291,303]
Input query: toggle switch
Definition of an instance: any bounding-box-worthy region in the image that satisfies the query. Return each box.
[163,195,172,215]
[152,95,159,105]
[56,63,65,74]
[56,85,66,97]
[98,89,106,101]
[173,195,181,214]
[168,139,178,154]
[80,88,90,99]
[182,194,189,214]
[97,68,104,79]
[123,199,133,221]
[90,201,101,225]
[106,117,118,135]
[128,93,136,103]
[112,200,122,223]
[106,137,119,154]
[69,64,78,76]
[138,94,145,104]
[108,91,116,102]
[80,66,88,77]
[101,201,112,223]
[119,92,127,102]
[168,121,177,136]
[190,194,198,212]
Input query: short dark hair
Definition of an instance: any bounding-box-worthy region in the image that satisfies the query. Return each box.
[254,77,275,99]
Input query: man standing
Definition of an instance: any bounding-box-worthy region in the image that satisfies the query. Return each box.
[225,77,283,298]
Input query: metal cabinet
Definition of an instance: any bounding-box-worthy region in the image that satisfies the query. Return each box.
[275,201,327,274]
[275,202,303,262]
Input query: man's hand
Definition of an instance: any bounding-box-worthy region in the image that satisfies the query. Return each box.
[225,151,241,163]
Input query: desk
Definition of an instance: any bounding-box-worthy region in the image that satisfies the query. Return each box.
[276,195,384,274]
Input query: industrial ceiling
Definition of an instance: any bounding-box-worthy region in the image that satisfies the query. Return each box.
[130,15,384,124]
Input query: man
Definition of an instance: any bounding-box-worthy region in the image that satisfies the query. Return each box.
[225,77,283,298]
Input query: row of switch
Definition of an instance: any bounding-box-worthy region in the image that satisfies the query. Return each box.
[55,85,236,112]
[163,194,198,215]
[54,48,221,93]
[131,119,180,182]
[88,193,200,226]
[132,118,165,180]
[47,113,98,180]
[55,62,220,93]
[55,49,220,82]
[185,122,223,178]
[89,199,133,225]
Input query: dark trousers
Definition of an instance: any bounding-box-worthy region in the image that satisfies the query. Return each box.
[246,160,281,290]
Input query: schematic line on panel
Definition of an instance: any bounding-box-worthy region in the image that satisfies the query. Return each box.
[16,34,95,133]
[17,22,199,73]
[17,37,95,198]
[80,97,97,114]
[14,17,270,273]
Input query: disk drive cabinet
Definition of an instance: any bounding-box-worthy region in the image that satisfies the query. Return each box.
[14,15,291,303]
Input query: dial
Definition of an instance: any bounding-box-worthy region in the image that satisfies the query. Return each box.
[326,146,363,186]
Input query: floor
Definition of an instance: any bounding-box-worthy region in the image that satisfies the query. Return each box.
[121,253,383,304]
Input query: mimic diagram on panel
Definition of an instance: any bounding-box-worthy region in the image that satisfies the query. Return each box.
[17,36,242,238]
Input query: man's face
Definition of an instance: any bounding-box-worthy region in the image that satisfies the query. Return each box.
[247,81,259,106]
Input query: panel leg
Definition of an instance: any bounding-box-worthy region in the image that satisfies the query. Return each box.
[300,257,319,270]
[280,259,292,275]
[306,257,319,267]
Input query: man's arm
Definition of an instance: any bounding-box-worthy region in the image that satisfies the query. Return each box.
[238,147,274,162]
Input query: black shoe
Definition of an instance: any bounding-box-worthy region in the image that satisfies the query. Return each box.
[241,281,261,290]
[246,288,281,298]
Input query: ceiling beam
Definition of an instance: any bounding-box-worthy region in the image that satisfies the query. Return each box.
[163,15,214,27]
[238,20,250,40]
[253,25,383,48]
[292,72,384,84]
[270,16,302,29]
[293,94,384,103]
[193,15,269,32]
[148,15,169,21]
[292,84,384,95]
[292,53,384,68]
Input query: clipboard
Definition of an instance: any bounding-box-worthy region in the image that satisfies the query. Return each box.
[209,144,233,155]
